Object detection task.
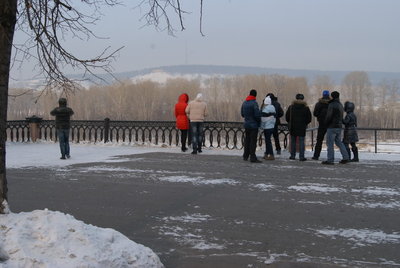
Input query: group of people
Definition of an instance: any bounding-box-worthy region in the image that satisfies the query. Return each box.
[240,89,359,164]
[50,90,358,164]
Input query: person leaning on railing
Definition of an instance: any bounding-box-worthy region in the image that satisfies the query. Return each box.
[50,98,74,160]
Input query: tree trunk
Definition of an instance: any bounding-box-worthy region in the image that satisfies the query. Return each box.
[0,0,17,214]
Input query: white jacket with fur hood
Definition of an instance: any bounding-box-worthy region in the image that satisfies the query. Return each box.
[185,93,208,122]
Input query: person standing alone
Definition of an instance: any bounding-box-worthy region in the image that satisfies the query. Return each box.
[185,93,208,154]
[174,93,190,152]
[50,98,74,159]
[241,89,262,163]
[312,90,330,160]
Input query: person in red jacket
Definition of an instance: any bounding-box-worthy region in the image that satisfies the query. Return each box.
[174,93,190,152]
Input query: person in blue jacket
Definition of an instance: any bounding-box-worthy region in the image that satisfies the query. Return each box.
[241,89,262,163]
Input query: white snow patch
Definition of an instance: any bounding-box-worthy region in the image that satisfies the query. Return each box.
[352,201,400,210]
[288,183,346,194]
[157,176,239,186]
[314,228,400,247]
[251,183,275,191]
[352,187,400,196]
[0,210,163,268]
[162,213,211,223]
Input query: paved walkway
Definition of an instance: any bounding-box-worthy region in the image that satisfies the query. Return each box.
[7,152,400,267]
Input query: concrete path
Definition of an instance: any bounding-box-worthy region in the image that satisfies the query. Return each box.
[7,152,400,267]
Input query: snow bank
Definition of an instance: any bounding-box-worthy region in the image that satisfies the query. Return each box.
[0,210,164,268]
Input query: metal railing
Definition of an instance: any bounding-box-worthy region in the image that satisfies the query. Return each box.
[308,127,400,153]
[6,119,400,153]
[6,119,289,150]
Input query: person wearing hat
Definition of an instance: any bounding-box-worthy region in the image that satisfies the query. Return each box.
[241,89,262,163]
[260,96,276,160]
[322,91,350,164]
[266,93,284,155]
[50,98,74,159]
[285,93,312,161]
[312,90,331,160]
[185,93,208,154]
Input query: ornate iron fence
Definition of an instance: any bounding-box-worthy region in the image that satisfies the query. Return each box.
[6,119,400,153]
[5,119,289,150]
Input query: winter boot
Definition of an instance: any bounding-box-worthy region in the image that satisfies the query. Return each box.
[351,147,359,162]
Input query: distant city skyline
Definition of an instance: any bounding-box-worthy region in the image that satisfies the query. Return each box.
[10,0,400,81]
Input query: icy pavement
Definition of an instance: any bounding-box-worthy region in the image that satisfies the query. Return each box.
[5,142,400,267]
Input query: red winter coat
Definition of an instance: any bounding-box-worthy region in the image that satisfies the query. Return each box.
[174,94,189,130]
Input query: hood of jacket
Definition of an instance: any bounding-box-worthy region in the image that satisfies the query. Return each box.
[344,101,355,113]
[318,97,330,104]
[194,93,204,102]
[292,99,308,107]
[178,93,189,103]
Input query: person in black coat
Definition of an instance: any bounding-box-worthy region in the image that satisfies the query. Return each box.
[266,93,284,155]
[50,98,74,159]
[285,93,312,161]
[241,89,262,163]
[312,90,330,160]
[322,91,350,164]
[343,101,359,162]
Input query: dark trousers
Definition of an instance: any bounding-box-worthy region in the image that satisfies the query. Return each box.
[290,135,305,159]
[313,127,327,158]
[180,129,188,150]
[272,124,281,152]
[344,142,358,160]
[190,122,203,152]
[243,128,258,161]
[57,128,70,157]
[263,128,274,156]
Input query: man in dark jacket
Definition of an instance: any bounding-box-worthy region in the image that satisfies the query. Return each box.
[50,98,74,159]
[312,90,330,160]
[322,91,349,164]
[285,93,312,161]
[267,93,284,155]
[241,89,262,163]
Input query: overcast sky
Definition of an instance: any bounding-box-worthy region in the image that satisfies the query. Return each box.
[11,0,400,80]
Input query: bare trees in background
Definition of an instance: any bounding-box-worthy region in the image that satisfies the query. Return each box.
[8,72,399,129]
[7,73,311,122]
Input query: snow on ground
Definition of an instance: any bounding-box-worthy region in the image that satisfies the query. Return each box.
[2,141,400,267]
[5,141,400,170]
[0,210,163,268]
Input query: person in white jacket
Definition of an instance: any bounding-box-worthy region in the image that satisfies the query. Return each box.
[260,96,276,160]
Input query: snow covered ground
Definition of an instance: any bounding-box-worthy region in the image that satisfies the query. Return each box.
[2,141,400,267]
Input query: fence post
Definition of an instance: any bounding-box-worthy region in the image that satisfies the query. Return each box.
[25,115,42,142]
[104,118,110,143]
[374,129,378,153]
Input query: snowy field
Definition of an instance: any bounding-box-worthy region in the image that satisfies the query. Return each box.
[2,141,400,267]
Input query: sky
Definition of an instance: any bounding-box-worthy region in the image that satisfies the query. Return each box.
[10,0,400,80]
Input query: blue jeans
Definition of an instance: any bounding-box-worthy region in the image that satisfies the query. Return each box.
[326,128,349,162]
[190,122,203,151]
[290,135,305,159]
[58,129,70,157]
[263,128,274,156]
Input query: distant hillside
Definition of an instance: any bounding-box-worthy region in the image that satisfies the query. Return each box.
[10,64,400,89]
